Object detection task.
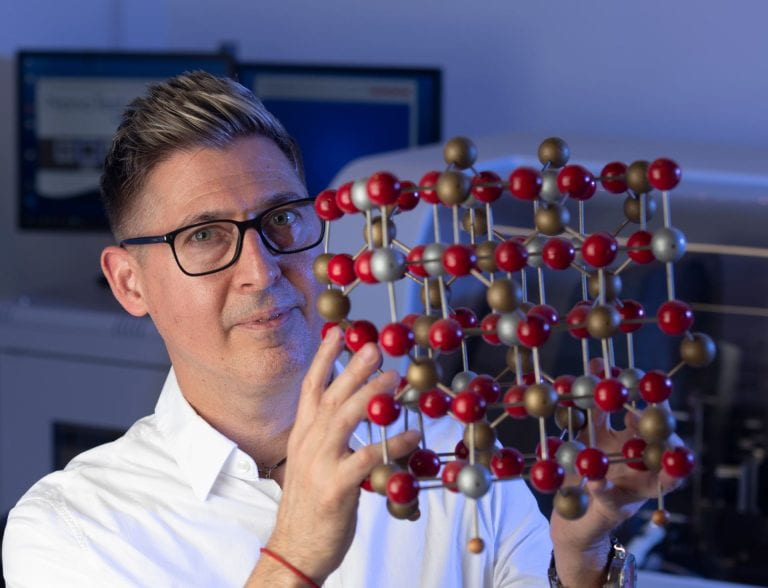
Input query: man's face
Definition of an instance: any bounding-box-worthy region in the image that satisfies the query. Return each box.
[129,135,324,389]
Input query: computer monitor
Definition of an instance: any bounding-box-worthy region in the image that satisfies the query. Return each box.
[236,63,442,197]
[17,51,235,230]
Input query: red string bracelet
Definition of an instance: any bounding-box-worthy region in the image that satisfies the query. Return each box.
[259,547,320,588]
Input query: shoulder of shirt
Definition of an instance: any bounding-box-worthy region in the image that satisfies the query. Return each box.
[11,412,169,511]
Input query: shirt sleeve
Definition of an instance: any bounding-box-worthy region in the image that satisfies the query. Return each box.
[490,479,553,587]
[2,493,97,588]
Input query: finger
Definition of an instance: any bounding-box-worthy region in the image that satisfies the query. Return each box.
[320,342,383,408]
[321,370,400,449]
[295,327,344,426]
[340,429,422,485]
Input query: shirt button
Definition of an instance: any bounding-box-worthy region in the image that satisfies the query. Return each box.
[237,460,251,473]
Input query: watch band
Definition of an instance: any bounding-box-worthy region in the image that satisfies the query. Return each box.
[548,537,637,587]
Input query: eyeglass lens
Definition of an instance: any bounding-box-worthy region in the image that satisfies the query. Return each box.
[174,200,321,274]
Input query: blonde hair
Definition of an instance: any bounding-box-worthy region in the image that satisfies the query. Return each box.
[100,71,304,239]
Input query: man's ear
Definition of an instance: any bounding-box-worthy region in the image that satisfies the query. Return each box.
[100,245,149,317]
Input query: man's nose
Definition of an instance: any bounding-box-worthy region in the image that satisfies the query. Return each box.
[233,228,281,289]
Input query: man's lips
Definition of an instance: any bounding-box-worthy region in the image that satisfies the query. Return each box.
[236,306,297,326]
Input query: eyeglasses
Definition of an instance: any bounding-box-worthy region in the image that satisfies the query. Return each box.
[120,197,324,276]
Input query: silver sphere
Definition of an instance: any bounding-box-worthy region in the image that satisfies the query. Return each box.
[540,168,564,203]
[456,463,492,499]
[525,236,545,269]
[370,248,406,282]
[556,440,586,474]
[619,367,645,401]
[451,370,477,392]
[651,226,687,263]
[351,177,374,211]
[400,386,422,408]
[496,310,525,346]
[422,243,446,277]
[571,374,599,410]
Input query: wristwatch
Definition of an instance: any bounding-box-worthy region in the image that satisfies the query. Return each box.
[548,537,637,587]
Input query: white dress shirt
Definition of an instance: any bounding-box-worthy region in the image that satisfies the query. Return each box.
[3,368,551,587]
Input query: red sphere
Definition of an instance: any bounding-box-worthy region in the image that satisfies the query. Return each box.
[495,239,529,272]
[627,230,655,264]
[554,374,576,407]
[397,180,420,211]
[454,440,470,460]
[557,165,596,201]
[508,167,542,200]
[345,320,379,352]
[327,253,356,286]
[468,375,502,404]
[314,189,343,220]
[491,448,525,478]
[367,393,401,426]
[321,321,339,339]
[530,459,565,493]
[480,313,502,345]
[386,470,420,504]
[594,378,629,412]
[408,448,441,477]
[576,447,610,480]
[419,389,452,418]
[542,238,576,270]
[582,232,618,267]
[419,170,442,204]
[428,318,464,352]
[535,436,564,460]
[648,158,682,191]
[639,370,673,404]
[600,161,628,194]
[450,307,479,329]
[516,314,551,348]
[443,244,477,276]
[566,303,590,339]
[361,477,374,492]
[528,304,559,326]
[503,385,528,419]
[354,250,379,284]
[441,459,466,492]
[335,181,358,214]
[618,299,645,333]
[451,391,487,423]
[379,322,415,356]
[622,438,648,471]
[662,446,695,477]
[406,245,430,278]
[401,313,420,330]
[471,170,503,203]
[367,171,401,206]
[657,300,694,335]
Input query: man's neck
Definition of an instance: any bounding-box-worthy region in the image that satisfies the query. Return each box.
[173,364,301,473]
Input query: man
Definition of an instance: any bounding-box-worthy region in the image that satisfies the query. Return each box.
[3,72,678,586]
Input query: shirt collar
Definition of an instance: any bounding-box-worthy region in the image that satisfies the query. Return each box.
[153,360,356,500]
[154,368,237,502]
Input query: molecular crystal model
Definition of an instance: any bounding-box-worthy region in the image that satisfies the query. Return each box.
[312,136,714,553]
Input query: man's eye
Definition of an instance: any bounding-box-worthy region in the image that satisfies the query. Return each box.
[191,229,212,241]
[270,210,298,226]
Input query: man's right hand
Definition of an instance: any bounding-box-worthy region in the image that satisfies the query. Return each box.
[245,326,421,586]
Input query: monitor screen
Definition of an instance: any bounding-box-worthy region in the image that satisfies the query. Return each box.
[17,51,235,230]
[236,63,441,197]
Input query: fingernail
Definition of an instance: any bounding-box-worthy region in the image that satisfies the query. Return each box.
[358,343,376,361]
[404,429,422,442]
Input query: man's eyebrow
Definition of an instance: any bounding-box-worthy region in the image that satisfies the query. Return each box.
[176,192,304,228]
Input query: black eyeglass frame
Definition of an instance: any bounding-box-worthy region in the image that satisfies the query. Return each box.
[119,197,325,277]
